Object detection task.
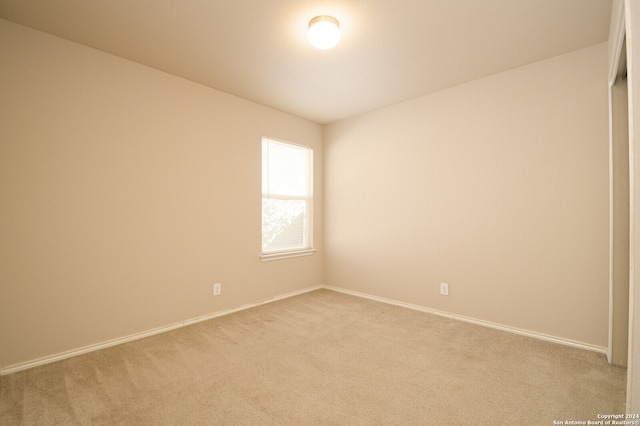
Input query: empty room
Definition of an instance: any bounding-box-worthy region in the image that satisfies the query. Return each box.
[2,0,640,424]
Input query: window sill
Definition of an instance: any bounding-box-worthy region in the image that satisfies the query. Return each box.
[260,249,317,262]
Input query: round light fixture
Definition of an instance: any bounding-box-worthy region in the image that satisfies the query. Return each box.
[307,15,340,50]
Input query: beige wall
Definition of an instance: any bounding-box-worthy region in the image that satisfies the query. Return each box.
[0,19,323,370]
[325,43,609,348]
[0,16,611,370]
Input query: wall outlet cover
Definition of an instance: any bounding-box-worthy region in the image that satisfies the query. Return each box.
[440,283,449,296]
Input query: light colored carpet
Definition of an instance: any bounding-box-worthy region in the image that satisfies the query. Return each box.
[0,289,627,425]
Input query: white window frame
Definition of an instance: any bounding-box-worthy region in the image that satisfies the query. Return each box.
[261,137,315,262]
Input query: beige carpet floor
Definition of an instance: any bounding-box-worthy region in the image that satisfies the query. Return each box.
[0,289,627,425]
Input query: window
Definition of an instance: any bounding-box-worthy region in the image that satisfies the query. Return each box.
[261,138,314,261]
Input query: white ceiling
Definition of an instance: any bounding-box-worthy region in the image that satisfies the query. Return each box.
[0,0,612,124]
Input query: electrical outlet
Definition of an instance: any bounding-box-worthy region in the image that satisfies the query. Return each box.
[440,283,449,296]
[213,283,221,296]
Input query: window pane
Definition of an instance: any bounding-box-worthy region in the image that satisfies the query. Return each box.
[262,141,308,197]
[262,198,307,252]
[262,137,313,255]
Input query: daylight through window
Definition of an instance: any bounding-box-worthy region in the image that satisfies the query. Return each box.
[262,138,313,257]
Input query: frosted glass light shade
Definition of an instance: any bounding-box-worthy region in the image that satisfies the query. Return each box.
[308,16,340,50]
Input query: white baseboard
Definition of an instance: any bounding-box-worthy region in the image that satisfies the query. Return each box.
[323,285,608,355]
[1,284,606,375]
[0,285,323,376]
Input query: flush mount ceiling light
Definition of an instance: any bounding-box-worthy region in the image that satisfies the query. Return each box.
[307,15,340,50]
